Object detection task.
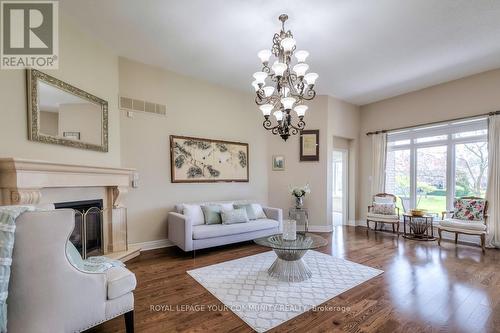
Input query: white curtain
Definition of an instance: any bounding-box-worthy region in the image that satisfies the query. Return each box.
[486,115,500,248]
[371,133,387,196]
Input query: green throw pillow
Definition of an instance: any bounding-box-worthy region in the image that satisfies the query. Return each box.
[66,241,84,270]
[201,205,222,224]
[221,208,249,224]
[233,204,257,220]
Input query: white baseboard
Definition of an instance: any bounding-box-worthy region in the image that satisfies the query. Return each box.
[130,239,174,251]
[347,220,358,226]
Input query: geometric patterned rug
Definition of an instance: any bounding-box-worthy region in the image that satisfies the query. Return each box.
[187,250,383,332]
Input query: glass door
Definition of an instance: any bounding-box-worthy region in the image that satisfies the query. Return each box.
[332,149,348,226]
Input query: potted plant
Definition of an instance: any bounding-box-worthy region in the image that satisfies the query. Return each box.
[289,184,311,208]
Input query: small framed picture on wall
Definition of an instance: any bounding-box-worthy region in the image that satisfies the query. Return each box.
[272,155,285,171]
[300,130,319,161]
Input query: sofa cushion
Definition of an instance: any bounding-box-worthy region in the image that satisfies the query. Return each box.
[182,204,205,226]
[439,219,486,231]
[201,205,222,224]
[233,203,256,220]
[374,196,394,204]
[105,266,137,300]
[367,212,399,222]
[221,208,249,224]
[252,204,267,219]
[452,198,486,221]
[372,203,395,215]
[193,219,279,239]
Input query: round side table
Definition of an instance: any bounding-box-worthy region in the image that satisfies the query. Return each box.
[403,214,436,241]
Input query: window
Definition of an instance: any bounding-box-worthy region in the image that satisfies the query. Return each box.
[416,146,447,215]
[385,118,488,217]
[385,149,410,212]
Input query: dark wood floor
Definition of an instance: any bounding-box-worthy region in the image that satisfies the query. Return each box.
[88,226,500,333]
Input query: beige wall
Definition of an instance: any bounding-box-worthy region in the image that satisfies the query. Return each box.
[0,15,120,166]
[39,111,59,137]
[358,69,500,222]
[267,95,360,230]
[118,58,269,244]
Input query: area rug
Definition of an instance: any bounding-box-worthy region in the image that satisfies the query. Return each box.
[187,250,383,332]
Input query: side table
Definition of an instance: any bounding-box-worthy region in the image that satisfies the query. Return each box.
[288,207,309,233]
[403,214,436,241]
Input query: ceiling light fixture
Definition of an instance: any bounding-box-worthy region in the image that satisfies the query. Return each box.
[253,14,319,141]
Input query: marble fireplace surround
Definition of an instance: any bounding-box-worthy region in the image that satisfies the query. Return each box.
[0,157,139,261]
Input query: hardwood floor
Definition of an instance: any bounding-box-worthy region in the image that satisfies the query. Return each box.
[87,226,500,333]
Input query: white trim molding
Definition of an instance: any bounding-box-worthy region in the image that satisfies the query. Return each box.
[130,239,174,251]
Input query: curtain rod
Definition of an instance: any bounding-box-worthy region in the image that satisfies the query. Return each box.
[365,110,500,136]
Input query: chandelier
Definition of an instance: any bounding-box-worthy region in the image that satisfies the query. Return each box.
[252,14,319,141]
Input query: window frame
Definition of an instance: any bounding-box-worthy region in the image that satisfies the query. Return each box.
[385,118,488,215]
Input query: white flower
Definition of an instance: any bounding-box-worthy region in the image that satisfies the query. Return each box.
[289,184,311,197]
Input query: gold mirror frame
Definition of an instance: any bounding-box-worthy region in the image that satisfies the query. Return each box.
[26,69,109,152]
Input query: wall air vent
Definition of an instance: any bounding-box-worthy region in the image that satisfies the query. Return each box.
[119,96,166,116]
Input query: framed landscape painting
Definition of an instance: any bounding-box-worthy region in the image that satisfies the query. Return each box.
[272,155,285,171]
[170,135,249,183]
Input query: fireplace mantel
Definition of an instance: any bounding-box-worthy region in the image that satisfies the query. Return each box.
[0,157,139,261]
[0,158,135,206]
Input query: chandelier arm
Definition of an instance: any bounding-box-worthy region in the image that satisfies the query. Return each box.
[302,88,316,101]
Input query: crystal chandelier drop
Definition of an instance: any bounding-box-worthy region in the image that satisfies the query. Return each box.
[252,14,319,141]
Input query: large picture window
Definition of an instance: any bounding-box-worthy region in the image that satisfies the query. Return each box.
[385,118,488,217]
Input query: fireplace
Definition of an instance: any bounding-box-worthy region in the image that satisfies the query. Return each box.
[55,199,103,258]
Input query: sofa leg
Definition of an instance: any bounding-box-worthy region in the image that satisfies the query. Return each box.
[455,233,458,244]
[437,229,442,246]
[392,224,395,233]
[397,222,400,236]
[480,234,486,254]
[124,310,134,333]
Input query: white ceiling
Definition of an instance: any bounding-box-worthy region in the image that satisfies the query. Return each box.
[61,0,500,105]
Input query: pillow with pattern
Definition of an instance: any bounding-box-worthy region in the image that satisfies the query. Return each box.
[372,203,395,215]
[221,208,250,224]
[453,198,486,221]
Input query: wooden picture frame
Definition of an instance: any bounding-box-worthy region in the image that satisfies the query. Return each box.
[170,135,249,183]
[272,155,285,171]
[300,130,319,161]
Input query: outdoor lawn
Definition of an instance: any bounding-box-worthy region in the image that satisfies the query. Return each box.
[396,195,447,216]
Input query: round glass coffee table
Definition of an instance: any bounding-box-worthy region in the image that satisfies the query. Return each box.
[254,233,328,282]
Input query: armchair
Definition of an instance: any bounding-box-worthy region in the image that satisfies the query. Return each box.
[8,209,136,332]
[366,193,401,234]
[438,196,488,253]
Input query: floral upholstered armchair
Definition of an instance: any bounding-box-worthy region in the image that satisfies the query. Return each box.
[367,193,401,234]
[438,196,488,253]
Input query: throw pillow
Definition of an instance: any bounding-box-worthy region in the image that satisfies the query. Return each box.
[252,203,267,219]
[66,241,84,270]
[182,204,205,225]
[221,208,250,224]
[372,203,395,215]
[201,205,222,224]
[373,196,394,204]
[233,204,257,220]
[219,202,235,211]
[453,198,486,221]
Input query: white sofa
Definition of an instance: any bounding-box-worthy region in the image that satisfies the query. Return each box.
[168,201,282,252]
[8,209,136,333]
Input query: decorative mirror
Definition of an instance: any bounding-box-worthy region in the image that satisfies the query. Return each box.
[27,69,108,152]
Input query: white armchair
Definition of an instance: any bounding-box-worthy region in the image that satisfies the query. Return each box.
[366,193,401,234]
[438,196,488,253]
[8,209,136,332]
